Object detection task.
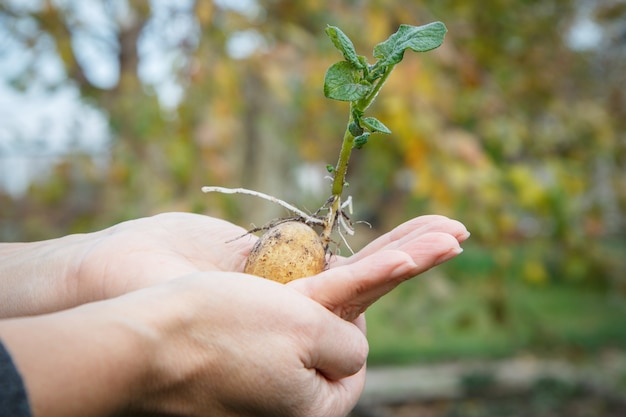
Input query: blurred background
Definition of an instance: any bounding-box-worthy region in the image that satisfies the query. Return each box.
[1,0,625,415]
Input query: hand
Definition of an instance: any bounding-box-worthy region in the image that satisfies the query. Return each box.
[75,213,254,302]
[75,213,468,320]
[2,273,369,417]
[1,213,468,417]
[129,274,369,417]
[1,212,468,318]
[0,213,253,317]
[291,215,469,321]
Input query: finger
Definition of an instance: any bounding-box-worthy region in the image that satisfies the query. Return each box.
[336,215,469,267]
[302,308,369,381]
[322,359,367,416]
[292,232,462,321]
[308,356,367,417]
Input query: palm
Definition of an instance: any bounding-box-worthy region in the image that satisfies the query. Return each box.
[77,212,468,320]
[78,213,257,300]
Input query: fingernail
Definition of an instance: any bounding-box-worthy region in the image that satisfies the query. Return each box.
[458,229,471,242]
[392,259,419,277]
[435,246,463,266]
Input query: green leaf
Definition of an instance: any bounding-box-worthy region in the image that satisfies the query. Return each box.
[373,22,447,66]
[353,132,370,149]
[324,61,372,101]
[361,117,392,134]
[348,121,364,137]
[325,25,367,69]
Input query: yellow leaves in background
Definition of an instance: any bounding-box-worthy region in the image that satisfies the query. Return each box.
[508,164,549,210]
[363,8,392,47]
[523,260,549,285]
[194,1,214,25]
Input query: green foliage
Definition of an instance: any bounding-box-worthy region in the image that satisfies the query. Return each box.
[361,117,391,134]
[324,25,366,70]
[322,21,446,216]
[323,61,372,101]
[323,22,447,105]
[373,22,447,65]
[353,132,370,149]
[323,22,446,142]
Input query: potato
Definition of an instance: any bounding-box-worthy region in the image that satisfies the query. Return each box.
[244,221,326,283]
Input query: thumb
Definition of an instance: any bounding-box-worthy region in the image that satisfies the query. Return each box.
[290,232,463,321]
[290,250,415,322]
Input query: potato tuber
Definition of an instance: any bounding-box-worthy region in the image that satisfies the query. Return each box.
[244,221,326,283]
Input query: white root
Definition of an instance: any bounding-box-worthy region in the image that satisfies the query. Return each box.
[336,222,356,255]
[341,195,353,215]
[201,186,325,226]
[339,210,355,236]
[202,186,363,255]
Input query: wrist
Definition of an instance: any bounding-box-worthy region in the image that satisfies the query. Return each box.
[0,295,157,417]
[115,279,222,415]
[0,233,91,317]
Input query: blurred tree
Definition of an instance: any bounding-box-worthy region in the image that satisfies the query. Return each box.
[0,0,624,303]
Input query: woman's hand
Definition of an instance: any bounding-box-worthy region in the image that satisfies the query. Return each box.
[0,213,252,317]
[0,213,468,416]
[1,273,369,417]
[0,212,468,319]
[73,213,254,303]
[291,215,470,321]
[79,213,469,317]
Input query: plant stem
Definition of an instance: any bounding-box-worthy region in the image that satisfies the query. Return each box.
[358,63,396,112]
[331,114,356,196]
[321,121,353,248]
[331,64,396,197]
[321,64,396,249]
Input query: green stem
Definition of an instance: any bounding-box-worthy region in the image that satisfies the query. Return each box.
[358,63,396,111]
[331,64,396,198]
[322,116,354,248]
[331,114,356,196]
[321,64,397,249]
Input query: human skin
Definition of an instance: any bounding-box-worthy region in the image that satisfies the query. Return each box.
[0,213,469,319]
[1,273,370,417]
[0,213,469,417]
